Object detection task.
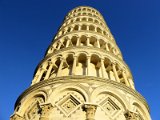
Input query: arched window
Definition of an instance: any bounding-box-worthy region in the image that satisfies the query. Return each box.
[103,58,111,79]
[74,25,79,31]
[97,27,102,33]
[89,36,97,47]
[95,20,99,24]
[88,18,93,22]
[67,27,71,32]
[80,35,87,46]
[71,36,78,46]
[77,53,87,75]
[89,25,95,31]
[81,24,87,30]
[82,12,87,16]
[88,13,92,16]
[76,18,80,22]
[82,17,87,21]
[90,54,101,77]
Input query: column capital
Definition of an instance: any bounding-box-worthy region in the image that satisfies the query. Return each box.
[124,110,140,120]
[83,103,97,120]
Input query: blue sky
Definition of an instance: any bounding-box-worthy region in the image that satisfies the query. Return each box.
[0,0,160,119]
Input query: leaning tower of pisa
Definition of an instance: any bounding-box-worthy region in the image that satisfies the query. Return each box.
[10,6,151,120]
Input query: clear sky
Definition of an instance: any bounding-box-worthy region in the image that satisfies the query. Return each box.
[0,0,159,119]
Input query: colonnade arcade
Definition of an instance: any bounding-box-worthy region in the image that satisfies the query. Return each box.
[47,35,122,59]
[61,16,108,32]
[32,52,134,89]
[55,22,114,41]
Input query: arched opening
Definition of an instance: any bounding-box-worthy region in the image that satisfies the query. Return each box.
[88,13,92,16]
[67,27,71,32]
[88,9,91,12]
[76,53,87,75]
[95,20,99,24]
[76,18,80,22]
[108,43,112,51]
[80,35,87,46]
[103,31,106,35]
[103,58,112,79]
[97,27,102,33]
[88,18,93,22]
[89,36,97,47]
[74,25,79,31]
[89,25,95,31]
[99,39,106,50]
[61,54,74,76]
[63,38,68,47]
[81,24,87,30]
[82,12,87,16]
[82,8,86,11]
[50,58,60,78]
[82,17,87,21]
[90,54,101,77]
[71,36,78,46]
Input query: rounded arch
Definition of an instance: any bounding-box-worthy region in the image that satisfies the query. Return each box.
[132,102,149,120]
[89,52,102,58]
[49,84,89,103]
[88,18,93,22]
[82,17,87,21]
[76,53,88,75]
[89,25,95,31]
[76,51,89,57]
[91,87,128,111]
[80,35,87,46]
[76,17,80,22]
[17,90,47,116]
[74,24,79,31]
[71,36,78,46]
[81,24,87,30]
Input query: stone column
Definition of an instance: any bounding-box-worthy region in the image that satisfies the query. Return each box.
[87,56,91,76]
[66,39,70,47]
[112,63,120,82]
[36,68,46,82]
[101,59,108,78]
[76,37,80,46]
[78,25,81,31]
[40,103,53,120]
[10,113,24,120]
[57,58,64,76]
[57,42,62,50]
[44,62,53,80]
[128,78,135,89]
[72,56,77,75]
[105,43,109,51]
[124,110,141,120]
[83,104,97,120]
[122,70,130,87]
[87,37,90,46]
[96,40,100,48]
[70,26,74,32]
